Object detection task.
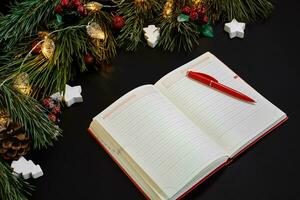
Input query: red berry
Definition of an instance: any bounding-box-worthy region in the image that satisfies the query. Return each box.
[189,11,198,21]
[197,6,207,15]
[61,0,69,7]
[72,0,81,7]
[113,15,125,30]
[48,114,57,122]
[84,53,95,65]
[77,5,86,16]
[43,97,52,107]
[54,5,63,14]
[52,106,61,115]
[49,101,55,109]
[190,6,197,13]
[181,6,191,14]
[31,41,42,55]
[200,15,209,24]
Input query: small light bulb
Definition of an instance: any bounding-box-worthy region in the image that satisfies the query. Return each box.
[13,73,32,95]
[86,22,106,41]
[41,37,55,59]
[85,2,103,12]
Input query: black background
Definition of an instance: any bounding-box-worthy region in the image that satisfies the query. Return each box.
[1,1,300,200]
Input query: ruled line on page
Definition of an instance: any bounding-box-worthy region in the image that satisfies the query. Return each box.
[102,94,136,119]
[162,56,212,89]
[101,86,158,120]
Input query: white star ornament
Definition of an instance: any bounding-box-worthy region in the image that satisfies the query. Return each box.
[224,19,246,39]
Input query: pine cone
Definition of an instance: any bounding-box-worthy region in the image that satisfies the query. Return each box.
[0,119,30,160]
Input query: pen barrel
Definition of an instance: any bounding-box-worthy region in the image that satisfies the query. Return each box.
[187,71,255,103]
[212,83,255,103]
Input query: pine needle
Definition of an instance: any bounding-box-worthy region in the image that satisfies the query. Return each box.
[0,83,61,149]
[0,0,60,50]
[205,0,274,22]
[85,11,117,63]
[0,158,33,200]
[117,0,161,51]
[158,0,200,52]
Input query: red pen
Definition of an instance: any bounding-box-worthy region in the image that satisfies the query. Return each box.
[187,71,255,103]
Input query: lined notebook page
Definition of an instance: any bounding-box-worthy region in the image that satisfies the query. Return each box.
[155,52,286,156]
[94,85,226,198]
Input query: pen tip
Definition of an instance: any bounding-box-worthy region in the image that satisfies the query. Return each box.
[250,99,256,103]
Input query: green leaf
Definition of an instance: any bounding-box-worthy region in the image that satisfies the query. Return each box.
[177,14,189,22]
[202,24,214,38]
[56,14,63,24]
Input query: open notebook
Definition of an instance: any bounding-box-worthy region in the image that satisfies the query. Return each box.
[89,52,287,200]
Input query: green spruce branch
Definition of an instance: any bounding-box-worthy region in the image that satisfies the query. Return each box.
[0,10,117,97]
[86,11,117,63]
[117,15,145,51]
[0,25,89,98]
[0,0,60,50]
[0,82,61,149]
[158,0,200,52]
[0,55,66,98]
[117,0,161,51]
[0,158,33,200]
[56,28,89,73]
[205,0,274,23]
[158,17,200,52]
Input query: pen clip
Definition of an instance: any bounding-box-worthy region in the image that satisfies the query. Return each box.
[188,71,219,83]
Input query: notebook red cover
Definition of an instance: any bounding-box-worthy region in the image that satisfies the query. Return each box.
[88,116,287,200]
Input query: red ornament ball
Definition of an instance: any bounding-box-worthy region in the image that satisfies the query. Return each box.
[84,53,95,65]
[61,0,69,7]
[113,15,125,30]
[189,11,198,21]
[48,114,57,123]
[77,5,86,16]
[31,41,42,55]
[181,6,191,14]
[54,5,63,14]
